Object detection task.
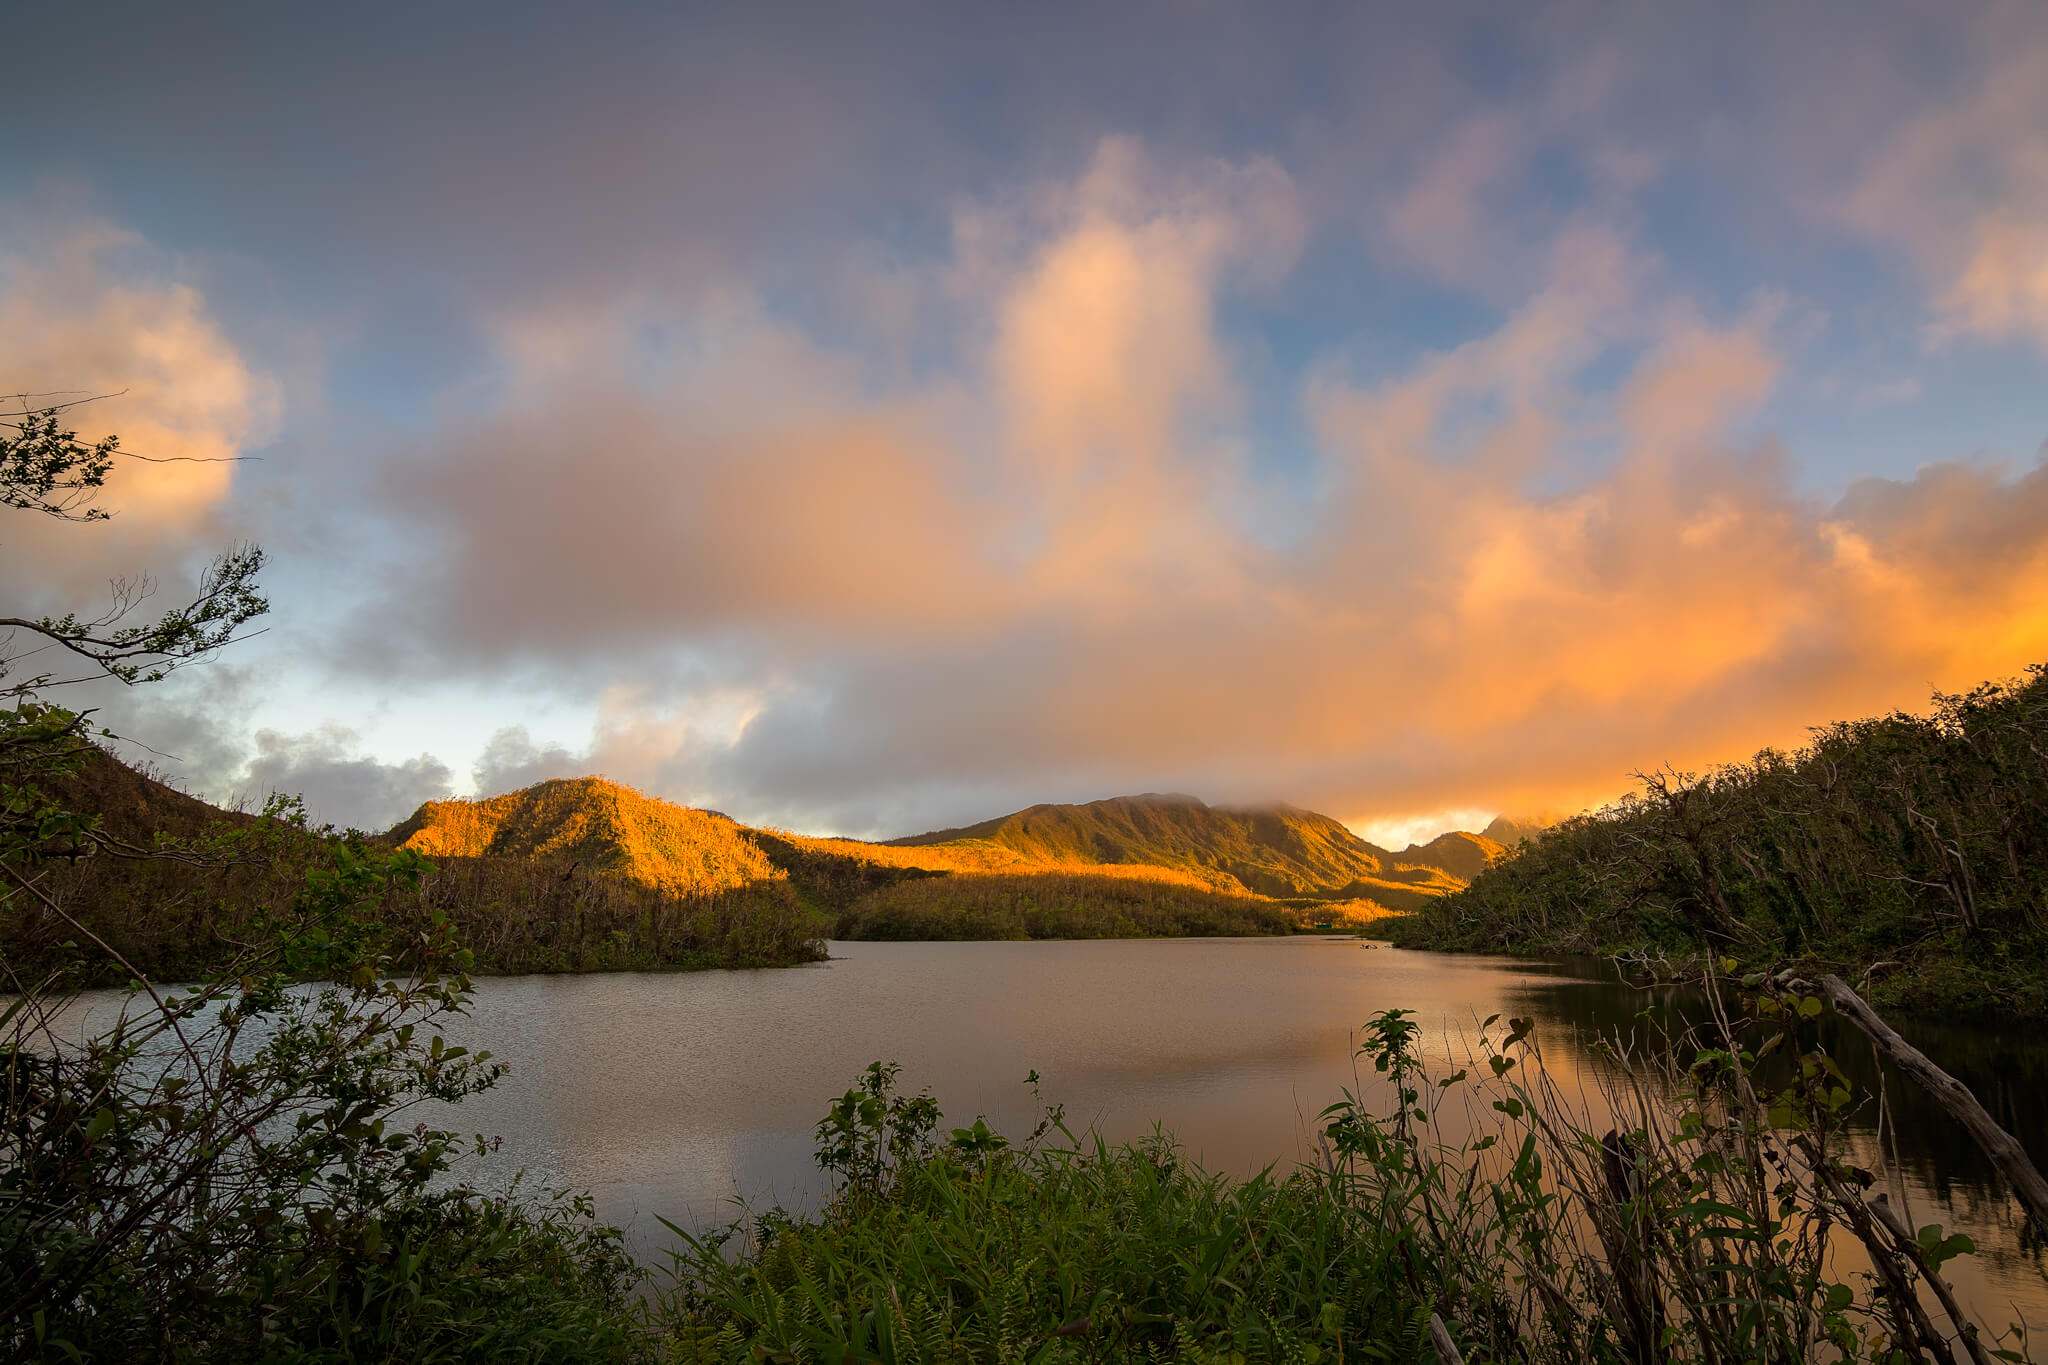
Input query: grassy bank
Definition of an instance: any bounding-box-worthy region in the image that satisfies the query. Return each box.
[19,868,2038,1362]
[649,991,2039,1363]
[1388,663,2048,1024]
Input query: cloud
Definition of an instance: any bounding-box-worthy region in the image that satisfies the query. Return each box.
[1372,42,1660,303]
[0,209,274,615]
[1939,215,2048,349]
[368,141,1301,673]
[12,11,2046,846]
[471,725,587,798]
[1838,15,2048,351]
[85,670,457,832]
[239,725,453,831]
[328,138,2048,838]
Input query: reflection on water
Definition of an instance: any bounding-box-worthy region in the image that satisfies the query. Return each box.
[414,938,2042,1325]
[1499,961,2048,1192]
[1492,961,2048,1322]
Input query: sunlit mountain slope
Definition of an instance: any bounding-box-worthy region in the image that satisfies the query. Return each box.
[1388,830,1508,883]
[391,777,778,893]
[890,792,1443,900]
[392,783,1479,909]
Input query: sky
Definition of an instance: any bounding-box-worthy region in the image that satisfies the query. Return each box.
[4,1,2048,844]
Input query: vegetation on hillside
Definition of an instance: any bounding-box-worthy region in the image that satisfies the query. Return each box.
[393,778,780,893]
[1389,664,2048,1022]
[408,854,823,973]
[1479,813,1553,849]
[889,792,1416,897]
[833,869,1325,941]
[27,755,1462,976]
[9,752,827,984]
[1386,829,1507,882]
[387,782,1466,946]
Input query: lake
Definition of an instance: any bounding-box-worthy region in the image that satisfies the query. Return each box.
[412,937,2045,1325]
[50,934,2045,1326]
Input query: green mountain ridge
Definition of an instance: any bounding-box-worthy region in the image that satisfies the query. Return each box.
[887,792,1406,897]
[891,792,1516,894]
[1389,830,1509,883]
[46,747,1516,906]
[22,753,1511,981]
[390,783,1503,906]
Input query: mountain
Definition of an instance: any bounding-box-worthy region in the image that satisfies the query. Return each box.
[1480,814,1553,849]
[391,777,778,894]
[391,783,1475,906]
[44,743,260,843]
[386,780,1427,937]
[25,753,1504,979]
[1390,830,1507,882]
[889,792,1406,898]
[23,758,825,981]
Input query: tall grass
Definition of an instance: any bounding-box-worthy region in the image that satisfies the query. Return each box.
[652,979,2038,1364]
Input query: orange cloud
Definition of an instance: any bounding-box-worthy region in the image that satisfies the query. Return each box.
[0,217,272,603]
[368,141,2048,836]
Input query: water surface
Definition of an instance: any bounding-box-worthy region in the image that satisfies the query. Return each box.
[421,937,2044,1326]
[60,936,2040,1325]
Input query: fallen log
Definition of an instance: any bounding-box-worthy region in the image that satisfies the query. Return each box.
[1818,972,2048,1239]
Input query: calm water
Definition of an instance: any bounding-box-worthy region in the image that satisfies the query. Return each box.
[52,936,2048,1324]
[401,937,2046,1325]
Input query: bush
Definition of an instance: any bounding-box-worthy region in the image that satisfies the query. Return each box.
[2,846,649,1362]
[654,985,2033,1363]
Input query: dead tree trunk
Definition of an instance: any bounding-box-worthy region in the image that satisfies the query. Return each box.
[1818,973,2048,1239]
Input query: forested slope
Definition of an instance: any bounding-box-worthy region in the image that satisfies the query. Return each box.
[890,792,1453,902]
[1389,665,2048,1021]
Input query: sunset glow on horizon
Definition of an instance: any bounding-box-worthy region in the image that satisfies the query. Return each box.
[6,3,2048,840]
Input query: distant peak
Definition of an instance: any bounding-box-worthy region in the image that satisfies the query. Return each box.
[1481,813,1558,847]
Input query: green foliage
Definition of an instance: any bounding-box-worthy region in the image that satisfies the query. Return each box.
[657,1068,1422,1364]
[1,397,115,522]
[7,748,830,984]
[658,992,2032,1363]
[1390,664,2048,1021]
[3,396,649,1361]
[890,792,1442,900]
[813,1061,943,1200]
[398,853,827,974]
[832,870,1301,941]
[3,397,267,692]
[3,841,648,1362]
